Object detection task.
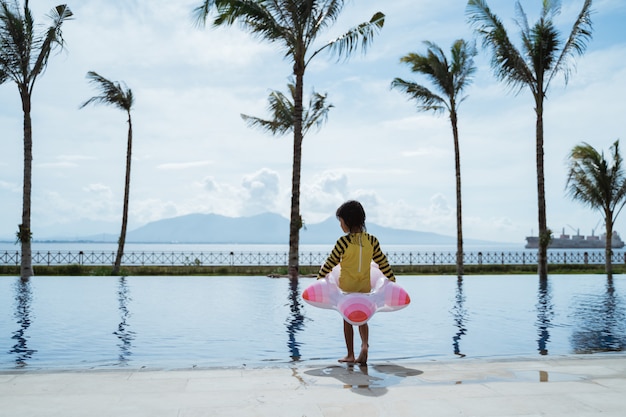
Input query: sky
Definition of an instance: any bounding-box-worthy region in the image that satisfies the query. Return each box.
[1,0,625,244]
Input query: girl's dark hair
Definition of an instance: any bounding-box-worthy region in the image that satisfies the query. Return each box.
[336,200,366,232]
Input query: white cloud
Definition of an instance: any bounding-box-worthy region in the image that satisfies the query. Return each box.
[241,168,282,215]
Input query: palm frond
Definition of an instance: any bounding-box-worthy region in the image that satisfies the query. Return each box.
[312,10,384,64]
[306,0,343,38]
[242,89,294,135]
[608,141,626,216]
[192,0,218,27]
[529,18,560,79]
[241,113,291,135]
[241,78,332,136]
[0,1,30,83]
[211,1,285,42]
[302,90,333,134]
[512,0,529,36]
[30,4,73,88]
[450,39,477,97]
[391,78,447,113]
[546,0,593,88]
[80,71,134,112]
[466,0,535,94]
[392,39,476,115]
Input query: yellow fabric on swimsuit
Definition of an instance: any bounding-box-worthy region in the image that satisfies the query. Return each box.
[317,232,395,293]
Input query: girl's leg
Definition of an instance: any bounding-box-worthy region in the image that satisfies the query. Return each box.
[356,324,369,364]
[339,320,356,362]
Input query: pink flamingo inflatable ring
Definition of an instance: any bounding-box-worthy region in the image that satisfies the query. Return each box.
[302,263,411,326]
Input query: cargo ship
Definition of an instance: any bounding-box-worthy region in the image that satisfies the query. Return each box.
[525,228,625,249]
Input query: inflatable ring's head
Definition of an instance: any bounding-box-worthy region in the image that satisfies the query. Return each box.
[337,294,377,325]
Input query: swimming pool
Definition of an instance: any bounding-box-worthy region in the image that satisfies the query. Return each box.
[1,274,625,370]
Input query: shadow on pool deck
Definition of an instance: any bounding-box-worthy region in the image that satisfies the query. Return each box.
[304,363,424,395]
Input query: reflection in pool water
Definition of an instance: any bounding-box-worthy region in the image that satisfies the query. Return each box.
[114,277,134,364]
[286,279,305,361]
[570,277,626,353]
[1,274,625,370]
[536,278,553,356]
[452,279,467,357]
[9,280,36,366]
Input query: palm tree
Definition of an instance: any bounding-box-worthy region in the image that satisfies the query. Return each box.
[467,0,592,278]
[566,140,626,277]
[194,0,385,280]
[391,39,477,279]
[466,0,593,279]
[80,71,135,276]
[0,1,73,280]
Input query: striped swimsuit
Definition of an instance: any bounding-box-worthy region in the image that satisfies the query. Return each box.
[317,232,395,293]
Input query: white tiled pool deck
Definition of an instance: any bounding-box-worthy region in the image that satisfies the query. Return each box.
[2,355,625,416]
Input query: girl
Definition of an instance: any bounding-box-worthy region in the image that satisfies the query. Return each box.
[317,200,396,364]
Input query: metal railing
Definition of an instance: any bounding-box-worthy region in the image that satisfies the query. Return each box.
[1,250,624,267]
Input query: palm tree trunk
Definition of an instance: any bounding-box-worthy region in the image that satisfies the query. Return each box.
[536,99,548,279]
[450,110,464,278]
[113,114,133,275]
[288,67,305,281]
[20,90,33,281]
[604,211,613,278]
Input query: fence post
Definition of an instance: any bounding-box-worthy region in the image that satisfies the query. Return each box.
[584,252,589,265]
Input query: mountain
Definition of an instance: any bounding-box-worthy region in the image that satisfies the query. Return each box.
[62,212,491,245]
[16,212,504,245]
[298,217,464,245]
[126,212,288,243]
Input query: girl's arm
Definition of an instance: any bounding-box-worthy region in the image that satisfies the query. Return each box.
[371,236,396,281]
[317,236,347,279]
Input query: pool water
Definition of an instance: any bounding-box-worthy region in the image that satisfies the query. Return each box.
[1,274,625,370]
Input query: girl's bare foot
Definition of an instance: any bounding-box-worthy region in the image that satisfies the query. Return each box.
[356,345,368,365]
[338,355,355,363]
